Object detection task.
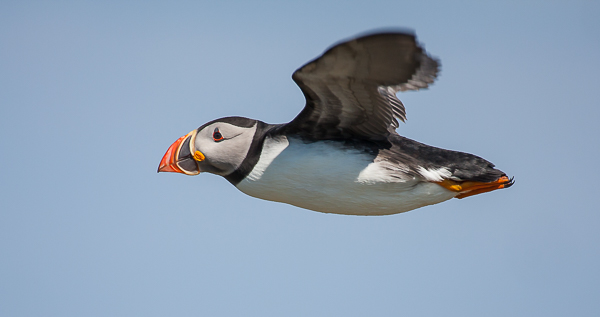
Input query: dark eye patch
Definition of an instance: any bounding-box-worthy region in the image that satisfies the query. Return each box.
[213,127,224,141]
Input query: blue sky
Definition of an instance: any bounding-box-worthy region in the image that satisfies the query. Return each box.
[1,1,599,316]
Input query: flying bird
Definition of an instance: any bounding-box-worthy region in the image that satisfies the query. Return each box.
[158,31,513,215]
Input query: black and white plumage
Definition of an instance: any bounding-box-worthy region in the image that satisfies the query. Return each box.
[158,31,513,215]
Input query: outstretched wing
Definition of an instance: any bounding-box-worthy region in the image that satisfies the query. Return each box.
[284,31,439,140]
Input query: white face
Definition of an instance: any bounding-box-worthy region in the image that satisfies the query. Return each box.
[194,122,257,176]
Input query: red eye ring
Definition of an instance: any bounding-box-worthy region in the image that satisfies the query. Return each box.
[213,128,224,142]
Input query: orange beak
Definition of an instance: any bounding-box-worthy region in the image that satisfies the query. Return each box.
[157,131,202,175]
[158,134,187,173]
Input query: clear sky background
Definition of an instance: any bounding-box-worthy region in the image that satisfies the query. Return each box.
[1,1,599,316]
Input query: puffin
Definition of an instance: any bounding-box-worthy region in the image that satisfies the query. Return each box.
[158,31,513,216]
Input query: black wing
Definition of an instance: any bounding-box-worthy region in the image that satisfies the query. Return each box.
[283,31,439,141]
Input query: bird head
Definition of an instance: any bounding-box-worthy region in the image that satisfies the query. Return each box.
[158,117,258,176]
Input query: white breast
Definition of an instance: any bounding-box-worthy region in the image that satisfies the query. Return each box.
[236,136,457,215]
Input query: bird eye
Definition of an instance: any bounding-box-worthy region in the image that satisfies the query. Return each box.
[213,128,224,142]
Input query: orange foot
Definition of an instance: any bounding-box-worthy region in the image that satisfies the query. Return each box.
[435,176,514,199]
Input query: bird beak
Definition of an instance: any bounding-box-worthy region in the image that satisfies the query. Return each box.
[158,130,202,175]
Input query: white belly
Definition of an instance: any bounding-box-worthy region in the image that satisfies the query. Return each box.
[236,136,457,215]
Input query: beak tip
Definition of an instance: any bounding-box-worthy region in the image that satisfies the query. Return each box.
[157,164,170,173]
